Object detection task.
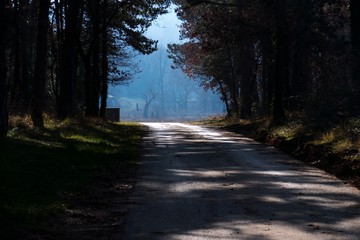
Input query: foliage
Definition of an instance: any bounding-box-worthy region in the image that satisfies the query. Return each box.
[0,0,170,132]
[169,0,359,124]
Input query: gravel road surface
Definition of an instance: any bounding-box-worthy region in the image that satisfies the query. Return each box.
[122,123,360,240]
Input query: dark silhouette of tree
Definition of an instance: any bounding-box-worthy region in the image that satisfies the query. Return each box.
[271,0,288,124]
[79,0,169,117]
[291,0,312,98]
[0,0,175,128]
[170,1,261,118]
[0,0,357,128]
[238,45,256,119]
[143,90,157,119]
[171,0,356,123]
[351,0,360,115]
[84,0,101,117]
[0,0,8,137]
[155,50,167,118]
[57,0,84,119]
[99,0,109,119]
[31,0,51,129]
[11,0,35,110]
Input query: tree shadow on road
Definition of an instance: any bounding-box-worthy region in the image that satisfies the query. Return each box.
[123,125,360,239]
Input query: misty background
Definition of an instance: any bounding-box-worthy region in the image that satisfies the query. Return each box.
[107,6,224,121]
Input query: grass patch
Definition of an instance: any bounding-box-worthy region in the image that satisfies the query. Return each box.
[0,116,145,238]
[269,122,304,141]
[308,118,359,154]
[192,116,252,128]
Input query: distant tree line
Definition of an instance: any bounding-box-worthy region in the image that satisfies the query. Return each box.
[118,47,223,120]
[0,0,170,136]
[169,0,360,124]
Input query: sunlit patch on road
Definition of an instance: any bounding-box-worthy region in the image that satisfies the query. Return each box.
[122,123,360,240]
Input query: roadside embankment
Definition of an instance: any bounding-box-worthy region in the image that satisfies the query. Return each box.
[196,116,360,189]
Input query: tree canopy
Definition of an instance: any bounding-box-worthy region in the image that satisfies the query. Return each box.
[0,0,359,135]
[169,0,359,123]
[0,0,170,133]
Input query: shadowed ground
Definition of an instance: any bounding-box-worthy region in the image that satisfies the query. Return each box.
[122,123,360,240]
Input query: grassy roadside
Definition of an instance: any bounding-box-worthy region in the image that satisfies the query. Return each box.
[0,116,145,239]
[195,116,360,188]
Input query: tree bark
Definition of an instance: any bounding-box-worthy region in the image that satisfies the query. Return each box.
[99,0,108,119]
[292,0,311,98]
[52,0,64,111]
[85,0,101,117]
[31,0,50,129]
[10,0,33,111]
[58,0,83,119]
[227,46,240,117]
[260,34,274,117]
[11,0,21,108]
[351,0,360,115]
[272,0,288,124]
[239,46,255,119]
[0,0,8,137]
[217,78,231,117]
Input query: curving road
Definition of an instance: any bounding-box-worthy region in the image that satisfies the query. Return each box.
[122,123,360,240]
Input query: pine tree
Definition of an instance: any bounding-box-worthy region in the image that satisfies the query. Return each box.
[31,0,51,129]
[0,0,8,137]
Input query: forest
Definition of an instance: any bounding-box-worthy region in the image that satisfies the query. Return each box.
[0,0,359,134]
[169,0,360,124]
[0,0,171,136]
[0,1,360,237]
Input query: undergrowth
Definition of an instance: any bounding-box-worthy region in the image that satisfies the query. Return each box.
[197,115,360,186]
[0,116,145,239]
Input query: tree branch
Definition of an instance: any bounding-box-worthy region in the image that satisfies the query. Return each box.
[187,0,246,7]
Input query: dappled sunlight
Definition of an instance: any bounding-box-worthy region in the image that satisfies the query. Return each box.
[14,136,66,149]
[259,196,287,204]
[168,169,194,177]
[123,123,360,240]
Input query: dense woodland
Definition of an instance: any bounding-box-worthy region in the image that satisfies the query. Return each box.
[169,0,360,124]
[0,0,170,136]
[0,0,360,137]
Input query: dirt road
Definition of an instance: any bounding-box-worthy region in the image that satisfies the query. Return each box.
[122,123,360,240]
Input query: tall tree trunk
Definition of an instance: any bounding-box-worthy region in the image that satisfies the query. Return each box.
[292,0,312,99]
[217,78,231,117]
[0,0,8,137]
[259,34,274,117]
[351,0,360,115]
[11,0,21,108]
[157,51,166,118]
[143,92,156,119]
[31,0,50,129]
[58,0,83,119]
[53,0,63,111]
[227,46,240,117]
[21,0,34,109]
[272,0,288,124]
[85,0,101,117]
[10,0,33,111]
[239,46,255,119]
[99,0,108,119]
